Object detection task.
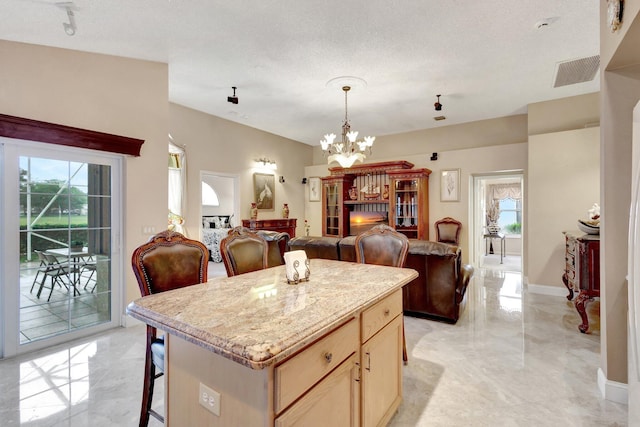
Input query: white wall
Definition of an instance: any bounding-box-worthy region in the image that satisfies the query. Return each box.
[527,127,600,289]
[169,103,313,239]
[0,40,169,309]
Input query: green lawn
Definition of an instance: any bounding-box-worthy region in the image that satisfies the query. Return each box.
[20,215,88,228]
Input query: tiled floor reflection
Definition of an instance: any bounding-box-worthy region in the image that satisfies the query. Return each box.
[0,265,627,426]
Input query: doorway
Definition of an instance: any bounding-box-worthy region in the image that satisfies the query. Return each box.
[200,171,239,277]
[1,138,122,358]
[471,172,524,273]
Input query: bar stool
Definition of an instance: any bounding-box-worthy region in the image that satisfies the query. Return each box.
[131,230,209,426]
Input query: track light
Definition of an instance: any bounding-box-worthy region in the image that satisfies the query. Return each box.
[59,3,77,36]
[227,86,238,104]
[434,94,443,111]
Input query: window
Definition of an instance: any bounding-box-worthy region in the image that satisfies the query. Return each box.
[202,182,220,206]
[497,198,522,234]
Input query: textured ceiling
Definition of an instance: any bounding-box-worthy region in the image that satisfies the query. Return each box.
[0,1,600,145]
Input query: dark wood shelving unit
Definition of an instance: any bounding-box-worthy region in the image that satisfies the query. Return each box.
[321,161,431,238]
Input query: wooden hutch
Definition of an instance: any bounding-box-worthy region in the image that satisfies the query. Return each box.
[321,161,431,239]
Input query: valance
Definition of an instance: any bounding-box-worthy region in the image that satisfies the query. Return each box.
[488,183,521,201]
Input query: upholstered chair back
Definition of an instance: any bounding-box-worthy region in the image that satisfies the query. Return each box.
[354,224,409,268]
[132,230,209,296]
[220,227,269,276]
[255,230,290,267]
[434,216,462,246]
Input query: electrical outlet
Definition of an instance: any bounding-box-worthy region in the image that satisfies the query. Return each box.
[199,383,221,416]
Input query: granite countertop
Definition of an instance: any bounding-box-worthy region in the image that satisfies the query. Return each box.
[126,258,417,370]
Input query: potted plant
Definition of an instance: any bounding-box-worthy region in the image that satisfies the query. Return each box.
[71,240,84,251]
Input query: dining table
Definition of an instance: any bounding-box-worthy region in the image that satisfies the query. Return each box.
[45,247,91,295]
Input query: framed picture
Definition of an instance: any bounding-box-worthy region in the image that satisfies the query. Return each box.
[309,176,321,202]
[253,173,275,210]
[440,169,460,202]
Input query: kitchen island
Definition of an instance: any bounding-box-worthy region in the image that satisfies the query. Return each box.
[127,258,417,426]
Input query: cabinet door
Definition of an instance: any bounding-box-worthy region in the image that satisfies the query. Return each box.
[391,178,420,238]
[323,180,341,236]
[361,315,403,427]
[275,353,360,427]
[322,176,352,237]
[388,169,430,240]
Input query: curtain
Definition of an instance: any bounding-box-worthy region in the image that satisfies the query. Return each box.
[485,183,521,226]
[168,138,187,235]
[488,183,521,201]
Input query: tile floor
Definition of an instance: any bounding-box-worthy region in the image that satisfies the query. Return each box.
[0,258,628,426]
[20,257,110,344]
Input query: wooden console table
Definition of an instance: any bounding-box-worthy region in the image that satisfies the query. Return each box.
[242,218,297,237]
[562,231,600,333]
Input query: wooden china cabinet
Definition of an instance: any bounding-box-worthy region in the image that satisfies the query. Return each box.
[321,161,431,238]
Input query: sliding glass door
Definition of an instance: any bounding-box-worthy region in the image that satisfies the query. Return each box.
[1,138,122,357]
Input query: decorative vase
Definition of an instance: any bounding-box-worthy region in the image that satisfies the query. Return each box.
[487,222,500,235]
[382,184,389,200]
[282,203,289,218]
[250,202,258,220]
[348,186,358,200]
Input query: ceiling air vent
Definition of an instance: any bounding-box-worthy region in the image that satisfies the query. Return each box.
[553,55,600,88]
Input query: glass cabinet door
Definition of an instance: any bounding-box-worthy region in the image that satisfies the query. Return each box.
[394,179,419,238]
[324,182,340,236]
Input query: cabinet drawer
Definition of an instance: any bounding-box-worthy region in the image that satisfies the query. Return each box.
[274,317,359,414]
[275,353,360,427]
[361,289,402,343]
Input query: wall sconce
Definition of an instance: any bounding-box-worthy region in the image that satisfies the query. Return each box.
[279,176,285,183]
[301,177,307,184]
[254,157,277,170]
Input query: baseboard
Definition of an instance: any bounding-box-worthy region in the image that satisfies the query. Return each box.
[526,283,568,297]
[598,368,628,404]
[121,314,143,328]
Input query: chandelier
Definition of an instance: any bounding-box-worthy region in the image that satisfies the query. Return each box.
[320,85,375,168]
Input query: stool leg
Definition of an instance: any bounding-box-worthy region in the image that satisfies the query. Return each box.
[140,326,155,427]
[402,321,408,365]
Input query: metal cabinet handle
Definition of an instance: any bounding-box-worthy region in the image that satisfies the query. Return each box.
[324,352,333,363]
[384,308,390,316]
[365,352,371,371]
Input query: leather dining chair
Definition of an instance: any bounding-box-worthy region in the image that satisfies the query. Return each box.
[255,230,290,267]
[434,216,462,246]
[355,224,410,363]
[220,227,269,276]
[131,230,209,427]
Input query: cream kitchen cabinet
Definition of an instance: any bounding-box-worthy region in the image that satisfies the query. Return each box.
[361,290,404,427]
[127,260,416,427]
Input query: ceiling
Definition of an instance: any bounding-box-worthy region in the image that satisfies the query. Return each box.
[0,1,600,146]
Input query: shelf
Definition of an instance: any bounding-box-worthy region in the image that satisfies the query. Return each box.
[322,161,431,239]
[344,200,390,205]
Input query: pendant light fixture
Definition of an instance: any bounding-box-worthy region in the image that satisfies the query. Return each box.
[320,83,375,168]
